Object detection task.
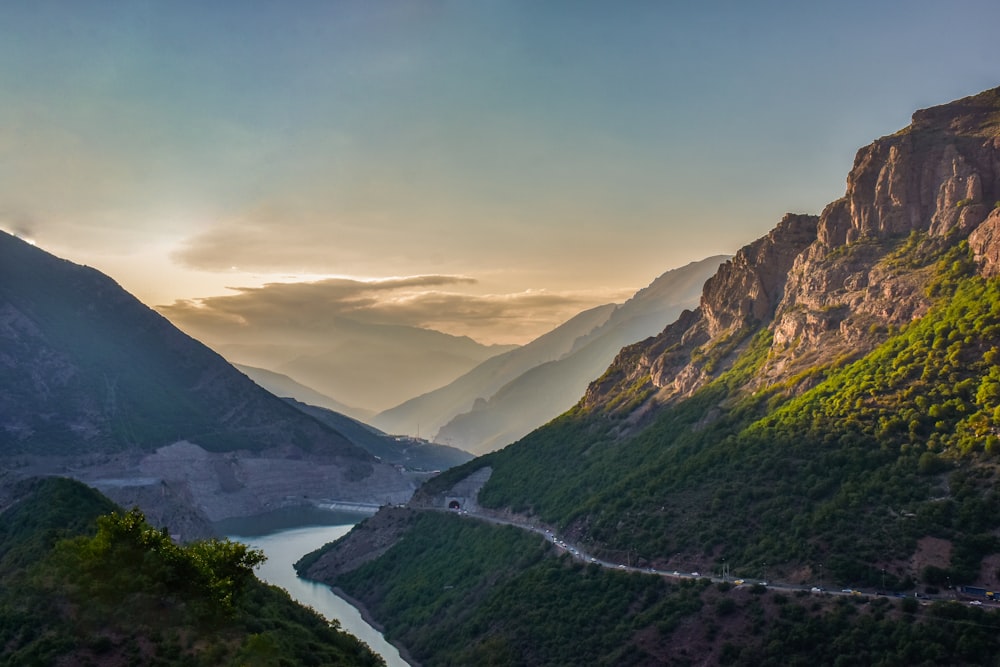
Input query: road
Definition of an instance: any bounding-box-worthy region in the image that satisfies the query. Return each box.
[444,507,999,609]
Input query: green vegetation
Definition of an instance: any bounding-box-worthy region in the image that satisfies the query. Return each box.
[730,595,1000,666]
[0,477,382,666]
[332,511,707,666]
[329,510,1000,666]
[464,239,1000,588]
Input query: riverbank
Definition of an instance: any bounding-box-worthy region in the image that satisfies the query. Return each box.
[330,585,420,667]
[229,520,409,667]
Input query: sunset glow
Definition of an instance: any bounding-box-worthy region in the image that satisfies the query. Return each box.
[2,1,997,345]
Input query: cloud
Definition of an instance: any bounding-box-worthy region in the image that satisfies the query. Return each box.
[158,274,616,346]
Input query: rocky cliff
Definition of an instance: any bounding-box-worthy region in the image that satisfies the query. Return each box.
[584,86,1000,418]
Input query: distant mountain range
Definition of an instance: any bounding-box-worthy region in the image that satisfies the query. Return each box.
[0,231,421,536]
[234,363,472,470]
[192,317,516,417]
[287,399,472,472]
[374,256,727,454]
[235,363,374,420]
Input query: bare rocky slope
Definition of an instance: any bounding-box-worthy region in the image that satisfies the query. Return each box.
[0,232,418,537]
[585,86,1000,424]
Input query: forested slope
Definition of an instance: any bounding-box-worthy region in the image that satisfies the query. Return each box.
[303,86,1000,665]
[0,477,383,666]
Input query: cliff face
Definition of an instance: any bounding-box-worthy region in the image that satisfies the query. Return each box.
[585,86,1000,417]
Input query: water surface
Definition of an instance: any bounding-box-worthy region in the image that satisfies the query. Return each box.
[230,523,407,667]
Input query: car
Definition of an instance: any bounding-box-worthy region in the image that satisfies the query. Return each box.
[691,572,700,577]
[733,579,745,585]
[618,564,626,570]
[970,600,983,605]
[810,587,822,593]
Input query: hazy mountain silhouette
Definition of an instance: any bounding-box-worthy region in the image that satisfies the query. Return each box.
[375,256,727,453]
[235,363,374,421]
[211,321,516,415]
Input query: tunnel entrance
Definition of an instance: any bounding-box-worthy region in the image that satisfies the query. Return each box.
[448,500,461,510]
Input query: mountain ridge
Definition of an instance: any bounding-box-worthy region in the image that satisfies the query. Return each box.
[0,232,418,535]
[299,84,1000,665]
[377,256,727,453]
[585,86,1000,422]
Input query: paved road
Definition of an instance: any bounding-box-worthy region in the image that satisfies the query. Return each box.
[444,507,999,609]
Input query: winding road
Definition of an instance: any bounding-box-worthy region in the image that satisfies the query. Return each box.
[443,506,998,609]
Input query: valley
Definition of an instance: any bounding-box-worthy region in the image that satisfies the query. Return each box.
[292,86,1000,664]
[4,4,999,665]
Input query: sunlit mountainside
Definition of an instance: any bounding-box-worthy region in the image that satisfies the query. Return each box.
[300,86,1000,665]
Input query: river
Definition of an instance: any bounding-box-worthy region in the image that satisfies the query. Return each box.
[224,510,408,667]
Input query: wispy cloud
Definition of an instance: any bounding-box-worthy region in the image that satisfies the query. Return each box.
[158,275,618,346]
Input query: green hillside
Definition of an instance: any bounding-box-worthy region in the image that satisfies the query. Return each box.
[0,477,382,666]
[309,232,1000,665]
[470,236,1000,587]
[321,511,1000,666]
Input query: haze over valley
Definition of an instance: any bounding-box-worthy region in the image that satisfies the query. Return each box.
[3,2,1000,664]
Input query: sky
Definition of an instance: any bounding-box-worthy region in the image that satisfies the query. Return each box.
[2,0,998,346]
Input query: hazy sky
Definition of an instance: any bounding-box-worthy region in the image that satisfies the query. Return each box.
[2,1,998,345]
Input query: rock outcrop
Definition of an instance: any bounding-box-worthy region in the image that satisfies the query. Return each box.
[584,86,1000,419]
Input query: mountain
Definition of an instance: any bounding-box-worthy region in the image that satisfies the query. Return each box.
[235,363,374,421]
[0,477,381,665]
[233,364,472,470]
[375,256,726,453]
[0,231,417,535]
[372,303,617,437]
[201,319,517,415]
[301,87,1000,665]
[285,398,473,471]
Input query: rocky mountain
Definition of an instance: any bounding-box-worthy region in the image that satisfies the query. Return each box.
[234,363,472,470]
[585,86,1000,419]
[300,86,1000,665]
[0,231,418,536]
[375,256,726,454]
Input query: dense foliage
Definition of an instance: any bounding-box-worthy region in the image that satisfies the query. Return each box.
[331,510,1000,666]
[469,238,1000,588]
[0,477,383,666]
[333,511,707,666]
[736,594,1000,666]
